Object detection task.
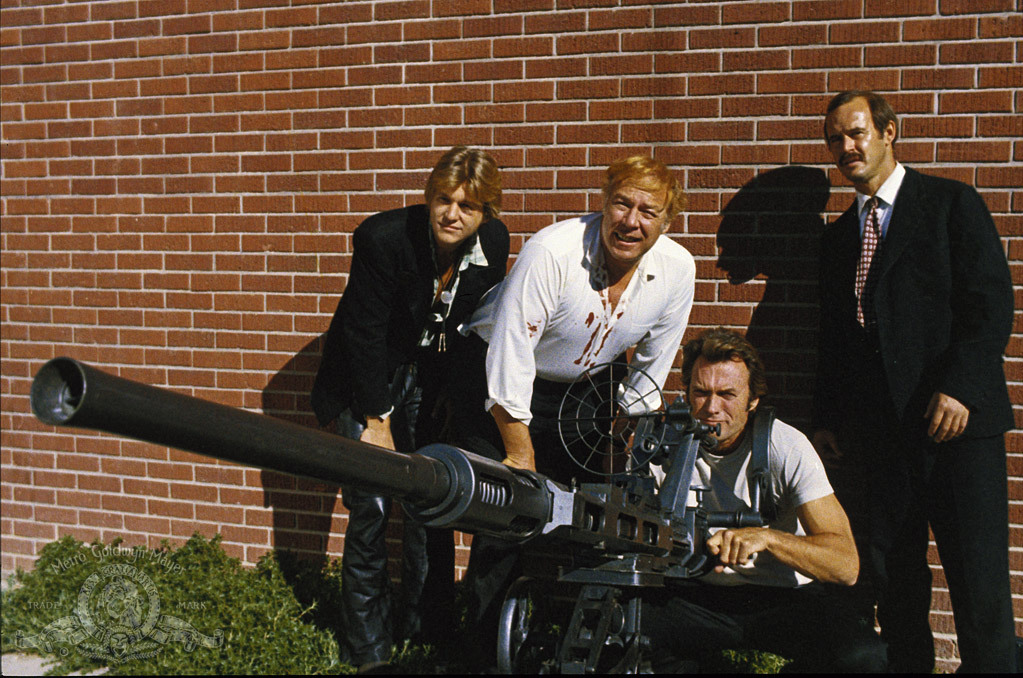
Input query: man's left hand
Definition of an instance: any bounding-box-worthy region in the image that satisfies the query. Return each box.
[706,527,772,572]
[925,392,969,443]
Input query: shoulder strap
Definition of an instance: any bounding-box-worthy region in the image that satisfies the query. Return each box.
[749,406,776,523]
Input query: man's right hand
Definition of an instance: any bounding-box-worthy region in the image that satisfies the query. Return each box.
[359,416,396,451]
[811,429,842,464]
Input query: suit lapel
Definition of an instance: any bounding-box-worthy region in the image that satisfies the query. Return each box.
[406,205,435,321]
[877,167,923,281]
[831,204,861,304]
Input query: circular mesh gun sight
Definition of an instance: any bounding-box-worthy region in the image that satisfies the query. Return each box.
[556,362,666,478]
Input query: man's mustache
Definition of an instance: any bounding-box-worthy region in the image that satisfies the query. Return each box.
[840,153,863,165]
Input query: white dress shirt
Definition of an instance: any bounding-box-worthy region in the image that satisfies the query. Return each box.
[855,162,905,239]
[464,212,695,424]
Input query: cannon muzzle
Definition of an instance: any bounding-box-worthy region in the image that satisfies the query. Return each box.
[30,357,554,541]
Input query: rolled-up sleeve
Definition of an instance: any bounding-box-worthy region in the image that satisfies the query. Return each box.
[484,241,563,424]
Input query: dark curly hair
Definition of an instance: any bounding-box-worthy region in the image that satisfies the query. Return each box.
[681,327,767,401]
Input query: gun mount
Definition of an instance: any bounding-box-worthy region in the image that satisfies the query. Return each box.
[30,357,771,674]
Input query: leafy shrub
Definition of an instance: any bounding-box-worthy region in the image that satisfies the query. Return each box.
[2,534,344,675]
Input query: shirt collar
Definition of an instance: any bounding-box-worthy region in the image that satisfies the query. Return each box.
[460,232,489,270]
[582,212,654,284]
[428,228,489,273]
[855,162,905,213]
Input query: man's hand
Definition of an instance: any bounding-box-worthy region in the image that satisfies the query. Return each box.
[502,453,536,471]
[925,392,969,443]
[811,429,843,464]
[706,527,772,572]
[359,416,396,451]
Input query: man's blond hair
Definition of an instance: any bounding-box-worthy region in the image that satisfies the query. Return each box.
[425,146,502,220]
[602,155,687,226]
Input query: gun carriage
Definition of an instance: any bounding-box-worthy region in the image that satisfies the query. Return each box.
[30,357,772,674]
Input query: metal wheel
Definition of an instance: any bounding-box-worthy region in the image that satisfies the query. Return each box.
[556,362,666,477]
[496,577,556,674]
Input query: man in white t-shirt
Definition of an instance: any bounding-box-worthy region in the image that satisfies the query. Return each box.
[643,327,886,672]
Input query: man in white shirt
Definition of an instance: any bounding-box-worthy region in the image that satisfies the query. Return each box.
[464,154,695,482]
[644,328,885,672]
[460,156,694,667]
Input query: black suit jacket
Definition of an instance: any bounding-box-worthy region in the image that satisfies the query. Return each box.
[815,167,1014,438]
[311,205,509,426]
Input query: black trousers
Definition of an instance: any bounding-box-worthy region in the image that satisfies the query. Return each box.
[829,338,1016,673]
[641,582,887,673]
[336,364,456,666]
[868,432,1015,673]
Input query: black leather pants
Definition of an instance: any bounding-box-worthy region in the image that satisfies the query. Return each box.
[335,365,454,666]
[339,486,401,665]
[337,368,421,666]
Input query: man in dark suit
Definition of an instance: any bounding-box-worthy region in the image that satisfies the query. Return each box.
[311,146,509,670]
[813,91,1015,673]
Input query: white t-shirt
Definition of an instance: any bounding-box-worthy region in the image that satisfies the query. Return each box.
[464,212,696,424]
[692,418,834,588]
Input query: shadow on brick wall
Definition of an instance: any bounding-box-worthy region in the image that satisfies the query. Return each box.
[259,335,339,567]
[259,335,407,596]
[717,166,875,618]
[716,165,831,427]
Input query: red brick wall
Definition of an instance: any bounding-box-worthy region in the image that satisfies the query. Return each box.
[1,0,1019,669]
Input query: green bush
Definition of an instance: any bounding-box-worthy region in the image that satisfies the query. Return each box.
[2,534,345,675]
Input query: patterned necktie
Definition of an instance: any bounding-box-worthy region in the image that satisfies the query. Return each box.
[855,197,881,327]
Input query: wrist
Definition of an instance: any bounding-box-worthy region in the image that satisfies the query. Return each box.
[364,414,391,431]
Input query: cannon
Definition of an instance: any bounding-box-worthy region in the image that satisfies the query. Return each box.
[30,357,772,674]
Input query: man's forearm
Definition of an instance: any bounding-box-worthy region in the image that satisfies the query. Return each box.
[762,529,859,586]
[709,527,858,586]
[490,404,536,471]
[708,493,860,586]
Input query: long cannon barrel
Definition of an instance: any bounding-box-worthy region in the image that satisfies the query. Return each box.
[30,357,554,541]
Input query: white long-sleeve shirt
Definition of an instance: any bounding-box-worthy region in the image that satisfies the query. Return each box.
[464,212,695,424]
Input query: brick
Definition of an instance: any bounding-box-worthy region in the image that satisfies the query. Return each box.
[978,65,1023,88]
[866,44,938,67]
[939,90,1013,114]
[937,140,1012,163]
[902,115,975,139]
[864,0,937,16]
[830,20,901,44]
[941,41,1015,65]
[523,56,585,79]
[759,24,826,47]
[624,76,687,99]
[979,14,1022,38]
[941,0,1016,13]
[826,69,900,92]
[758,71,826,93]
[901,66,976,90]
[723,49,790,72]
[690,73,754,96]
[793,46,861,69]
[978,115,1023,138]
